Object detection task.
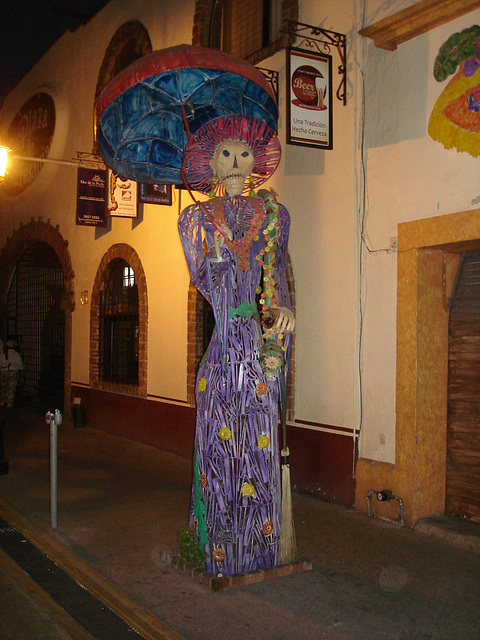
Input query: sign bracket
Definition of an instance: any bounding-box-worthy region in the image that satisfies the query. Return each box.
[282,20,347,106]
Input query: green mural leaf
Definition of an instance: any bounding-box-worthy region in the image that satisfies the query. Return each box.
[434,25,480,82]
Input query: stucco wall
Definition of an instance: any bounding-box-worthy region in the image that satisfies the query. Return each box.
[360,4,480,464]
[0,0,195,402]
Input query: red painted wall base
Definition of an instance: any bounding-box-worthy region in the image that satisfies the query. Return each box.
[288,426,355,506]
[71,386,355,507]
[72,386,196,460]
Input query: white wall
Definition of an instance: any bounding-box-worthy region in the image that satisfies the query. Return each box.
[360,2,480,461]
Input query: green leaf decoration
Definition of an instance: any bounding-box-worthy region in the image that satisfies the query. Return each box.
[434,25,480,82]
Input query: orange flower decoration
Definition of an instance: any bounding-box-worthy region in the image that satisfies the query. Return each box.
[212,548,225,562]
[256,382,267,395]
[262,521,273,536]
[190,520,196,533]
[200,473,207,487]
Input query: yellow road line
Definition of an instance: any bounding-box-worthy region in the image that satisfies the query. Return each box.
[0,498,182,640]
[0,547,94,640]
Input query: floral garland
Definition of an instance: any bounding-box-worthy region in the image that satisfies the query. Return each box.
[256,190,283,343]
[212,197,265,271]
[255,189,286,381]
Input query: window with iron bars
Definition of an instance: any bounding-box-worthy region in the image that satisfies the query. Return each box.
[209,0,284,61]
[98,258,139,384]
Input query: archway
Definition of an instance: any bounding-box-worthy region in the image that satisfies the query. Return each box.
[0,220,74,414]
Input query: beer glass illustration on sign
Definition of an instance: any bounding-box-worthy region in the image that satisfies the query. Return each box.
[315,76,327,110]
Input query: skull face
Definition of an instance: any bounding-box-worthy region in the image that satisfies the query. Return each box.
[209,140,254,196]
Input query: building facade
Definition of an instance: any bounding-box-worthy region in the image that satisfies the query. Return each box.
[1,0,479,526]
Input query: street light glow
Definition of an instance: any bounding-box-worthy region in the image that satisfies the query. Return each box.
[0,145,9,178]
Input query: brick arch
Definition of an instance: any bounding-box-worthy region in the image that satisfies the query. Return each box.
[186,255,296,421]
[92,21,152,149]
[0,218,75,415]
[90,243,148,396]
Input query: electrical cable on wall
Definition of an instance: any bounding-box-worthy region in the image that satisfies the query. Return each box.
[354,0,398,481]
[353,0,367,480]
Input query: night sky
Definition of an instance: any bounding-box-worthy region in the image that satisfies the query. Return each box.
[1,1,111,105]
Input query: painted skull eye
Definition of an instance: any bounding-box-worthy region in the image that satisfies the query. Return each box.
[222,150,230,157]
[241,151,250,158]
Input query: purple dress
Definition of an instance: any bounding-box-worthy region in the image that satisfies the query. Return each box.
[178,194,292,576]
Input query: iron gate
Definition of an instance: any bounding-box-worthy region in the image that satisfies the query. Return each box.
[7,242,65,407]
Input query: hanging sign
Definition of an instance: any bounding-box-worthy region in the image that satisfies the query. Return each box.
[107,169,138,217]
[138,182,173,205]
[76,167,107,226]
[287,47,333,149]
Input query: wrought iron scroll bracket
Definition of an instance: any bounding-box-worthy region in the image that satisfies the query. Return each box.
[257,67,279,104]
[282,20,347,106]
[76,151,106,170]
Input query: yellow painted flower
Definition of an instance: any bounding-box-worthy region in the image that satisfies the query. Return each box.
[198,378,207,392]
[257,434,269,449]
[242,482,255,497]
[218,426,232,441]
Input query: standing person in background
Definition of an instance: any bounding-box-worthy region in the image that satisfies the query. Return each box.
[0,339,23,408]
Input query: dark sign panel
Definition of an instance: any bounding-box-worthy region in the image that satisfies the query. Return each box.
[2,93,56,195]
[77,167,107,226]
[138,182,173,205]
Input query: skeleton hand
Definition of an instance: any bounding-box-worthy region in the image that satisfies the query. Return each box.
[271,307,295,334]
[213,224,232,260]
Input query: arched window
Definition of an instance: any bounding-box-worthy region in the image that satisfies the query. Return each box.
[98,258,139,384]
[90,244,147,396]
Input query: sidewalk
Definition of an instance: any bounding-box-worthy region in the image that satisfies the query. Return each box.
[0,405,479,639]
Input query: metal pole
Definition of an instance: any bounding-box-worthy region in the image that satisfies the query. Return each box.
[11,154,79,167]
[50,416,57,529]
[46,410,62,529]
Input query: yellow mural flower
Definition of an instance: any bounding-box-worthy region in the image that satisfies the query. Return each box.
[257,434,269,449]
[242,482,255,497]
[218,426,232,441]
[198,378,207,392]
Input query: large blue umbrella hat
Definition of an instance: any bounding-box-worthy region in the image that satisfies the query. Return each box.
[95,44,278,185]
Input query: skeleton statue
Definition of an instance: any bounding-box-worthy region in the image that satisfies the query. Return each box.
[178,114,295,575]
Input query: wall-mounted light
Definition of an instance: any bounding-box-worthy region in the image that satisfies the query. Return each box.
[0,145,79,179]
[80,291,89,305]
[0,146,8,178]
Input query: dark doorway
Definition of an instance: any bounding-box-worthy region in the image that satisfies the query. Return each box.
[7,242,65,409]
[447,251,480,521]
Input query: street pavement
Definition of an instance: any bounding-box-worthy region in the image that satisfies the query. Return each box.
[0,404,479,640]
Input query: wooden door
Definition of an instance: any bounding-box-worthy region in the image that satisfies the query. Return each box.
[447,252,480,521]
